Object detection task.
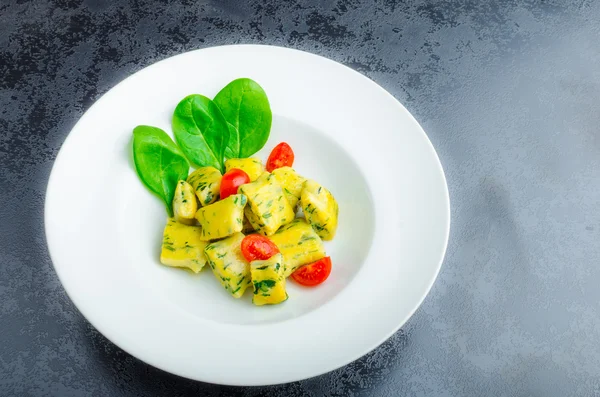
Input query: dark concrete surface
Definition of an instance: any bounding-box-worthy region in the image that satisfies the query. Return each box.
[2,0,600,395]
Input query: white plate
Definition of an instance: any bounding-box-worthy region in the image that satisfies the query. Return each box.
[45,45,450,386]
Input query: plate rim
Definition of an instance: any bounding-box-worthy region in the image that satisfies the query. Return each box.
[44,43,451,386]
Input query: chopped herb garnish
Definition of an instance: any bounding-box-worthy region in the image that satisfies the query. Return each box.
[253,279,276,294]
[313,224,326,232]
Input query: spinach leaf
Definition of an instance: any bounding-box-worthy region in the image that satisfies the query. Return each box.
[172,94,230,172]
[253,279,277,294]
[132,125,189,216]
[223,122,240,160]
[214,78,272,158]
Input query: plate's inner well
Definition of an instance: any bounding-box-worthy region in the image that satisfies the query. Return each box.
[117,116,375,324]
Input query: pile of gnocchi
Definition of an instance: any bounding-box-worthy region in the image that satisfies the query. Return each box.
[160,142,339,306]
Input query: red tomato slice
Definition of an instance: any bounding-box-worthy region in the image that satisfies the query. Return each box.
[291,257,332,286]
[220,168,250,200]
[241,234,280,262]
[266,142,294,172]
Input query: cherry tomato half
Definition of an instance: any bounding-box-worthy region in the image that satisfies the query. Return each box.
[291,257,332,286]
[220,168,250,200]
[241,234,280,262]
[266,142,294,172]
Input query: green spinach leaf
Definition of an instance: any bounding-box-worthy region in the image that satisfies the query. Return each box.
[214,78,272,158]
[132,125,189,216]
[172,94,230,172]
[223,122,240,160]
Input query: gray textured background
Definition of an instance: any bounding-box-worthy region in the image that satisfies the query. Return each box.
[1,0,599,395]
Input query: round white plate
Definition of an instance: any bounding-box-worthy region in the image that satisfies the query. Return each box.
[45,45,450,386]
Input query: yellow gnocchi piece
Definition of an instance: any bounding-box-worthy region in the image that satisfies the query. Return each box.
[160,218,207,273]
[301,180,339,240]
[225,157,265,182]
[269,218,326,277]
[172,180,197,225]
[187,166,221,206]
[271,167,306,209]
[238,173,295,236]
[251,253,288,305]
[195,194,247,241]
[204,233,251,298]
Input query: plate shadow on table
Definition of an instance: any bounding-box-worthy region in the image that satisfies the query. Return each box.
[82,317,414,395]
[81,322,231,395]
